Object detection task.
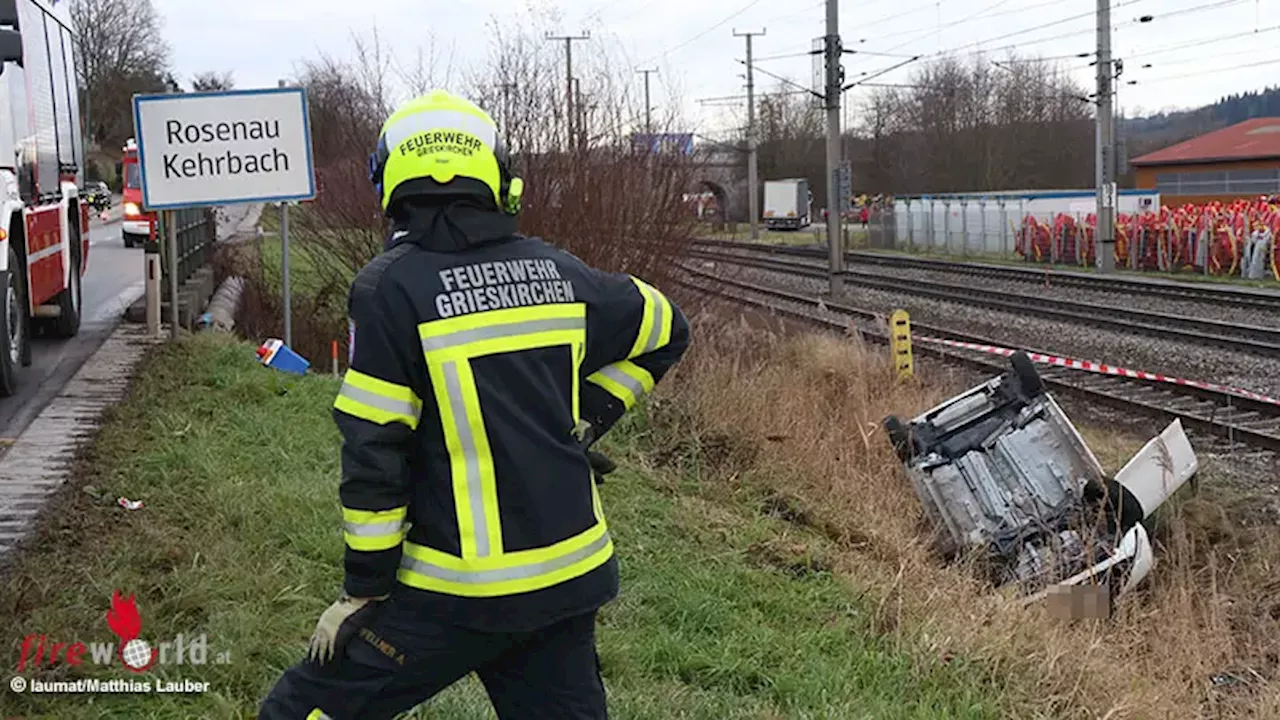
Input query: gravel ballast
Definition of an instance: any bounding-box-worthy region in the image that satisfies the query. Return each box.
[693,258,1280,400]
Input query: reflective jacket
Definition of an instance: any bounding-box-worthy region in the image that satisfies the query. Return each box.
[334,209,690,632]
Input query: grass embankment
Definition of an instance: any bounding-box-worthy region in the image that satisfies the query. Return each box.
[652,315,1280,719]
[0,333,1025,719]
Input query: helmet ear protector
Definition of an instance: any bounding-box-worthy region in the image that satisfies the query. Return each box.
[368,129,523,216]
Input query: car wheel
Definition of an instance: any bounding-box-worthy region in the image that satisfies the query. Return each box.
[883,415,914,462]
[1011,351,1045,398]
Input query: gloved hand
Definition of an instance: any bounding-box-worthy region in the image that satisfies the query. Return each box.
[588,449,616,485]
[307,593,388,665]
[574,420,616,485]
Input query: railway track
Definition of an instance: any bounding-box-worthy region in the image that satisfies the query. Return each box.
[677,263,1280,453]
[687,244,1280,358]
[691,237,1280,312]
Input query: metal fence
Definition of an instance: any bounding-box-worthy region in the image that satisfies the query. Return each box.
[887,197,1023,258]
[161,207,217,301]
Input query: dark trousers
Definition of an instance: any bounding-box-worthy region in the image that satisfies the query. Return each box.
[258,596,607,719]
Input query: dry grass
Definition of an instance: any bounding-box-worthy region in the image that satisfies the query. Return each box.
[642,309,1280,719]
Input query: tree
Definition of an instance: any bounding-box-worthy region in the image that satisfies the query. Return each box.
[191,71,235,92]
[69,0,171,149]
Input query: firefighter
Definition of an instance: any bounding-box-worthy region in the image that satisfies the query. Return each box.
[257,90,690,719]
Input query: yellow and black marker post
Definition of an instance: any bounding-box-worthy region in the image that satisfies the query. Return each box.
[889,309,914,383]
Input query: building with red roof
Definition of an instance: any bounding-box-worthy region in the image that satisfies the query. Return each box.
[1131,117,1280,205]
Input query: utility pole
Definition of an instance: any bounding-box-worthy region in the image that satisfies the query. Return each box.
[574,78,585,149]
[824,1,843,294]
[547,32,590,150]
[637,68,658,136]
[1095,0,1116,272]
[499,81,517,147]
[735,28,765,241]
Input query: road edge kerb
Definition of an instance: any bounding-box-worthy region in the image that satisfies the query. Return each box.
[0,324,162,564]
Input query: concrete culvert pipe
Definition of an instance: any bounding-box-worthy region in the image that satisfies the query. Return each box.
[199,276,247,333]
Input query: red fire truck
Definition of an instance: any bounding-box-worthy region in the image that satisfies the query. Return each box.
[0,0,90,396]
[120,138,154,248]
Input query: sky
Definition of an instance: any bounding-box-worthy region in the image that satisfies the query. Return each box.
[153,0,1280,137]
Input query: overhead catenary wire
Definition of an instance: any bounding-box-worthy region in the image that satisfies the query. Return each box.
[634,0,766,67]
[1120,23,1280,61]
[1133,55,1280,85]
[826,0,1255,90]
[758,0,1092,69]
[875,0,1020,54]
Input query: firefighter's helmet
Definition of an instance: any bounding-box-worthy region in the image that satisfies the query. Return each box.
[368,90,523,216]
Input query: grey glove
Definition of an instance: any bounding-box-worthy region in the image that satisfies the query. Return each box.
[307,593,388,665]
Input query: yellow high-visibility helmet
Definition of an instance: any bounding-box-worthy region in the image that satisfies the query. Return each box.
[368,89,524,215]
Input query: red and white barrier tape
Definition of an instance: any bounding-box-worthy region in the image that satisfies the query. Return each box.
[914,335,1280,408]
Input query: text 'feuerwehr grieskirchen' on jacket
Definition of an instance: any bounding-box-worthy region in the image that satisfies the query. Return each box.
[435,259,577,318]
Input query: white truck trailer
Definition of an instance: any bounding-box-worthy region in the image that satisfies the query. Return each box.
[0,0,89,396]
[763,178,811,230]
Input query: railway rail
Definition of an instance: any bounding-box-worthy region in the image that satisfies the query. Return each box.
[687,244,1280,359]
[691,237,1280,312]
[676,263,1280,453]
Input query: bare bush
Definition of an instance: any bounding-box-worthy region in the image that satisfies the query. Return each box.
[853,53,1094,194]
[70,0,172,151]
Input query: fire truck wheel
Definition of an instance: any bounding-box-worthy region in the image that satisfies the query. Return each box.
[51,246,82,338]
[0,245,28,397]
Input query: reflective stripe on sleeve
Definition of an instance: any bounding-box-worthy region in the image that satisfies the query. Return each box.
[307,710,334,720]
[343,506,408,552]
[628,278,673,358]
[333,370,422,429]
[586,360,655,410]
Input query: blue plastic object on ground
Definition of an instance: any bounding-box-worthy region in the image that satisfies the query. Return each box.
[257,338,310,375]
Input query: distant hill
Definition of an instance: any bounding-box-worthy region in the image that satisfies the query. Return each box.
[1121,86,1280,159]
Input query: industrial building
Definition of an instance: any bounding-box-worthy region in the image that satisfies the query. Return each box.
[1130,117,1280,205]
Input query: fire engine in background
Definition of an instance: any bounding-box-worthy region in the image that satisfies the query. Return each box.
[0,0,90,396]
[120,138,153,248]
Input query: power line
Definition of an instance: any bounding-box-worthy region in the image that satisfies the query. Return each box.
[735,59,822,101]
[926,0,1243,59]
[636,0,766,66]
[759,0,1083,67]
[1133,55,1280,85]
[843,56,922,91]
[1128,42,1275,70]
[756,47,916,63]
[925,0,1146,57]
[1121,23,1280,61]
[876,0,1020,54]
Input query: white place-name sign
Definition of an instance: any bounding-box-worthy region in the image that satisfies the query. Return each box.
[132,87,316,210]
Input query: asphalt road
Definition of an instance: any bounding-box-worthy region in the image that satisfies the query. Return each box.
[0,204,251,442]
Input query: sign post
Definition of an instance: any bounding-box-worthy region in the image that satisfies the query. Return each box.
[277,80,293,348]
[145,215,161,336]
[133,86,315,337]
[280,200,291,347]
[166,210,178,339]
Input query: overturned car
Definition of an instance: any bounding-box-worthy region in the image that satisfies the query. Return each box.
[883,352,1198,604]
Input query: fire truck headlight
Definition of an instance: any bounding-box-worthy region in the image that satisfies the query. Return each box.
[124,202,140,217]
